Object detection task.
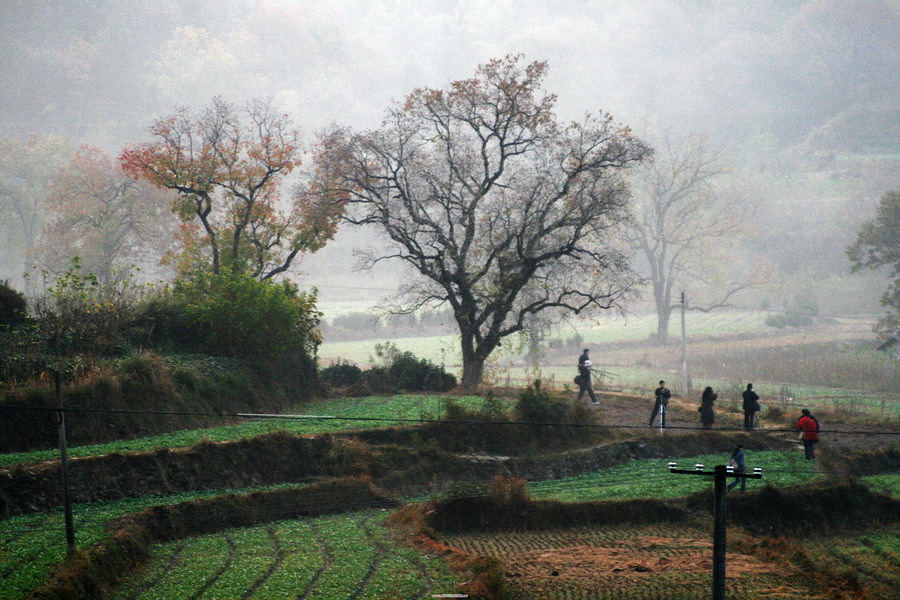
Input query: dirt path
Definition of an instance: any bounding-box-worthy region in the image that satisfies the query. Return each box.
[586,390,896,454]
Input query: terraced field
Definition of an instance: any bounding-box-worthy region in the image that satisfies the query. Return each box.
[108,510,460,600]
[806,532,900,599]
[0,487,289,600]
[0,394,485,468]
[444,524,825,599]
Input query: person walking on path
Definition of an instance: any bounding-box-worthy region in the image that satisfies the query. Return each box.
[577,348,598,405]
[796,409,820,460]
[727,444,746,492]
[699,386,717,429]
[742,383,761,430]
[649,380,671,427]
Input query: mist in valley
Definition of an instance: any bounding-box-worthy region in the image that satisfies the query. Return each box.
[1,0,897,336]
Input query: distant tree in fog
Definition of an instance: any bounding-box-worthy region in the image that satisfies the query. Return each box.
[0,135,71,287]
[624,132,755,344]
[780,0,899,117]
[848,190,900,338]
[121,97,341,281]
[307,56,649,390]
[37,146,176,283]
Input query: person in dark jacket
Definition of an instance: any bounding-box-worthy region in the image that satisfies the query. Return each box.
[796,408,820,460]
[649,380,671,427]
[742,383,760,430]
[727,444,746,491]
[576,348,598,405]
[699,386,717,429]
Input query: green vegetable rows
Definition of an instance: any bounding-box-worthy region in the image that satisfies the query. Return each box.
[0,394,485,468]
[526,451,823,502]
[108,510,460,600]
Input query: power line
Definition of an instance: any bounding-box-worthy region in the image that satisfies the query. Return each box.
[0,404,897,436]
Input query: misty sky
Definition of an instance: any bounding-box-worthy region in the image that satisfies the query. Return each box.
[1,0,898,303]
[4,0,870,142]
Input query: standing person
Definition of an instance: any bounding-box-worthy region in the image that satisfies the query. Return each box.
[796,408,820,460]
[727,444,746,492]
[649,380,671,427]
[742,383,761,430]
[699,386,717,429]
[577,348,598,405]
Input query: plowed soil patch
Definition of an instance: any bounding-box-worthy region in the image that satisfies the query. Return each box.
[449,529,813,598]
[509,539,785,582]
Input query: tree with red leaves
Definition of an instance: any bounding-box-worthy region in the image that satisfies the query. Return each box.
[39,146,175,283]
[122,97,339,280]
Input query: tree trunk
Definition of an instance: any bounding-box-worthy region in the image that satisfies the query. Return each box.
[461,356,485,392]
[458,325,493,392]
[652,277,672,344]
[656,305,671,344]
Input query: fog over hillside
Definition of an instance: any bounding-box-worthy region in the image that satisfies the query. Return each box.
[1,0,897,313]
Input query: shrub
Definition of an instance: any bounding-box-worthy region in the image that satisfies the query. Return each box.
[388,351,456,391]
[481,390,509,418]
[320,360,364,387]
[443,399,484,421]
[363,365,396,394]
[490,475,529,503]
[359,349,456,393]
[166,271,321,361]
[325,349,457,395]
[765,313,787,328]
[766,405,785,421]
[515,379,568,423]
[0,281,27,327]
[766,296,819,328]
[30,259,151,355]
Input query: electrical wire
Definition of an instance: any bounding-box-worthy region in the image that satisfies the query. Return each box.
[0,403,897,436]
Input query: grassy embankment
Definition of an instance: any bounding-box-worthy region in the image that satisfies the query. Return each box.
[0,394,485,468]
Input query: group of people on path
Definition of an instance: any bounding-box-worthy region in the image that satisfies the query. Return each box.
[576,349,821,465]
[697,383,761,430]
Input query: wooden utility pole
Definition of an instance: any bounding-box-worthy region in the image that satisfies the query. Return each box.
[668,462,762,599]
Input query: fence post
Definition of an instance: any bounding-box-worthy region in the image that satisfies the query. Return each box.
[712,465,728,600]
[54,369,76,556]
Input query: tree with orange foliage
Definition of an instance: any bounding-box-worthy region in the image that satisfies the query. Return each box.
[39,146,175,283]
[121,97,339,280]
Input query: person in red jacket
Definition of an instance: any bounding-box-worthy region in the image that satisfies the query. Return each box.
[796,409,820,460]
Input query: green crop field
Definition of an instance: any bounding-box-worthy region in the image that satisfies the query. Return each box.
[9,448,888,600]
[0,485,298,600]
[803,531,900,599]
[525,451,823,502]
[316,309,769,367]
[106,510,460,600]
[0,394,485,468]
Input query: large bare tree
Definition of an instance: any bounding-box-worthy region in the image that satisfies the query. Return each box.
[308,56,649,389]
[624,132,750,343]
